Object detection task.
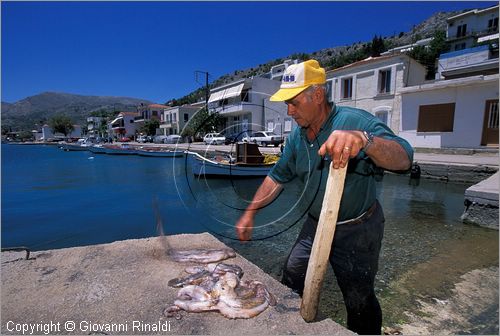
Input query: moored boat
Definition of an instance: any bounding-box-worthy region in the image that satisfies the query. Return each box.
[88,144,108,154]
[102,144,138,155]
[187,152,274,177]
[136,148,184,157]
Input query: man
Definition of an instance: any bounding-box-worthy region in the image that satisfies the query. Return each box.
[235,60,413,335]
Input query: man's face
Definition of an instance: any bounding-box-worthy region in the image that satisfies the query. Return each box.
[285,88,316,128]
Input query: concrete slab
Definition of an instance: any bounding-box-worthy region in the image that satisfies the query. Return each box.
[1,233,351,335]
[465,172,499,205]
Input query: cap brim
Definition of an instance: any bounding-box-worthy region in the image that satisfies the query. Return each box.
[269,86,310,102]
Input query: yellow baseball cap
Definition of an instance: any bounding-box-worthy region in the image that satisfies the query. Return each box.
[270,59,326,102]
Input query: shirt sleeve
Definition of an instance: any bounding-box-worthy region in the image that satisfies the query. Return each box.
[268,132,297,184]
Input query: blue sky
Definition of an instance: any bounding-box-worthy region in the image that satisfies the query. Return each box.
[1,1,497,103]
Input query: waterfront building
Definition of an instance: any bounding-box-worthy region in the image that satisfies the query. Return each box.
[109,112,139,139]
[134,103,167,132]
[86,116,106,139]
[159,104,200,136]
[207,77,293,137]
[399,5,499,149]
[41,124,82,141]
[326,54,427,134]
[446,5,499,52]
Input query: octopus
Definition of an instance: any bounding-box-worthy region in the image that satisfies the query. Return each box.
[170,248,236,263]
[166,262,276,319]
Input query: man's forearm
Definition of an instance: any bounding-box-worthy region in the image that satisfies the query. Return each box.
[365,136,411,171]
[244,176,283,217]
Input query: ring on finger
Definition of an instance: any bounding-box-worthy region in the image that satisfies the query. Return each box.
[343,146,351,151]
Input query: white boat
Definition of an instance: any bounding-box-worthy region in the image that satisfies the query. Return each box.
[136,148,184,157]
[60,143,91,151]
[102,144,138,155]
[187,152,274,177]
[88,144,108,154]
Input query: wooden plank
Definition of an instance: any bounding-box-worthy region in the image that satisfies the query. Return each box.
[300,162,348,322]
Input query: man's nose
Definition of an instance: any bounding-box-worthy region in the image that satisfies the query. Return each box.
[287,105,295,116]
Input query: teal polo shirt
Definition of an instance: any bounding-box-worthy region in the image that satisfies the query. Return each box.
[269,104,414,221]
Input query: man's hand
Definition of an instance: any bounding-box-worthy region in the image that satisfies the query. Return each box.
[236,214,254,241]
[318,130,366,169]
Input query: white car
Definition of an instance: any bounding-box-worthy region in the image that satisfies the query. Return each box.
[245,131,284,147]
[203,133,225,145]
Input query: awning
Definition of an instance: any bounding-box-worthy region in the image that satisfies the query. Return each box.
[208,83,244,103]
[477,33,499,43]
[208,90,225,103]
[222,83,244,100]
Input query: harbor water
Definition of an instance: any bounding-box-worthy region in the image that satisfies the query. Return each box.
[2,144,498,332]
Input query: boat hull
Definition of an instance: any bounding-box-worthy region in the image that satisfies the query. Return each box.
[137,149,184,157]
[188,152,273,177]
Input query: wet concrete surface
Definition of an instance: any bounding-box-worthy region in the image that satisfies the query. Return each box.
[1,233,351,335]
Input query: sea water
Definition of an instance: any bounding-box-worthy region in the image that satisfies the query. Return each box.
[2,144,498,331]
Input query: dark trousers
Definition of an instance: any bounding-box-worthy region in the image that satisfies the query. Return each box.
[281,201,384,335]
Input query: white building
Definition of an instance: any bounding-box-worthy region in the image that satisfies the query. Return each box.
[109,112,139,139]
[208,77,293,136]
[159,105,200,135]
[86,116,106,138]
[399,74,498,148]
[41,124,82,140]
[326,54,427,133]
[446,5,499,51]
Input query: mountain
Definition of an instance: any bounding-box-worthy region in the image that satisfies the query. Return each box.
[1,92,152,131]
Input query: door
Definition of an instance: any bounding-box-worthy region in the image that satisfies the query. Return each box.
[481,100,499,146]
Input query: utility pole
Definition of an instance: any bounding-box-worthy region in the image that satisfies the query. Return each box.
[195,71,210,109]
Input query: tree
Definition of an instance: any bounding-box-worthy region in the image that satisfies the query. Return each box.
[48,114,74,136]
[370,35,386,57]
[140,119,160,136]
[408,30,449,79]
[181,108,223,138]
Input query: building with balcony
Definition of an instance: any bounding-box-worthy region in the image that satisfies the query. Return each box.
[86,116,106,139]
[437,44,499,79]
[446,5,499,51]
[159,105,200,135]
[207,77,292,136]
[134,103,167,130]
[326,54,427,133]
[109,112,139,139]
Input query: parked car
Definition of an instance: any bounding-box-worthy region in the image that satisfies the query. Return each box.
[137,135,148,143]
[244,131,284,147]
[203,133,226,145]
[224,131,249,145]
[164,135,182,144]
[153,135,168,144]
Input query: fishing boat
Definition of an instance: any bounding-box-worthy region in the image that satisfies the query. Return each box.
[136,147,184,158]
[101,144,138,155]
[88,144,108,154]
[187,151,275,177]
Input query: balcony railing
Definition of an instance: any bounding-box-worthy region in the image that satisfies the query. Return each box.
[448,27,499,42]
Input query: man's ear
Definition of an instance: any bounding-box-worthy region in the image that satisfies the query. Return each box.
[313,87,325,105]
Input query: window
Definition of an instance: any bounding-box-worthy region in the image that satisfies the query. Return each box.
[456,24,467,38]
[375,111,388,125]
[173,114,177,122]
[417,103,455,132]
[454,43,466,51]
[342,77,353,99]
[379,69,391,94]
[184,113,189,122]
[488,17,499,33]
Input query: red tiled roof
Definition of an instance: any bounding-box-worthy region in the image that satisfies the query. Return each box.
[148,104,167,108]
[118,112,139,116]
